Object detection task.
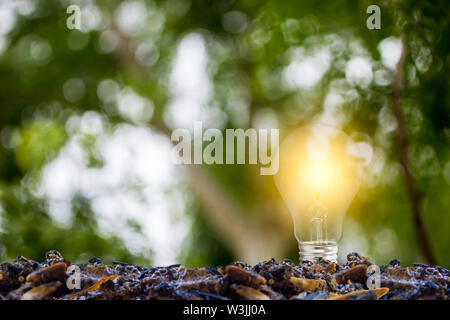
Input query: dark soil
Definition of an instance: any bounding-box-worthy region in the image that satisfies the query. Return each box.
[0,250,448,300]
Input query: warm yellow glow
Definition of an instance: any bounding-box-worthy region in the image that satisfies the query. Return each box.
[275,124,361,221]
[302,159,339,191]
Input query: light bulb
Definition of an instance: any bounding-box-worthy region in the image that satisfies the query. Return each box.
[274,124,363,262]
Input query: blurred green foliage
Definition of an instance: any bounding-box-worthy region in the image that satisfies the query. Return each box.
[16,119,67,172]
[0,0,448,267]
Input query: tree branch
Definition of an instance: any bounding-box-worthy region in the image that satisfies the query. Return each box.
[187,165,288,263]
[392,40,437,265]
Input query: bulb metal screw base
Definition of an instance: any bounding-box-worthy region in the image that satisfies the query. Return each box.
[298,241,338,263]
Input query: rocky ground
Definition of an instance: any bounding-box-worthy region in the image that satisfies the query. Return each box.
[0,250,448,300]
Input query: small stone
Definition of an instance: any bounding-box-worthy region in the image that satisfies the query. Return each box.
[289,277,327,292]
[325,262,337,273]
[225,265,267,287]
[230,284,270,300]
[26,262,67,284]
[21,281,62,300]
[89,257,102,265]
[45,250,65,265]
[334,265,368,284]
[389,259,401,267]
[325,275,338,291]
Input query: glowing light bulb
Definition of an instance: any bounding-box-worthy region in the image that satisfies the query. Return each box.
[274,124,363,262]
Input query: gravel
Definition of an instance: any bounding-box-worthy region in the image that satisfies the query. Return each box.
[0,251,448,300]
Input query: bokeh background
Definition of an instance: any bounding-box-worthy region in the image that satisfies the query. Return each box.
[0,0,448,268]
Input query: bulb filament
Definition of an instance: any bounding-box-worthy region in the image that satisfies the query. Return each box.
[309,192,328,243]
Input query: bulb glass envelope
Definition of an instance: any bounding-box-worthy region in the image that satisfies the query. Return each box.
[275,124,363,245]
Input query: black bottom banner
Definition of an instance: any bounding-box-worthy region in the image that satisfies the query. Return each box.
[0,300,444,318]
